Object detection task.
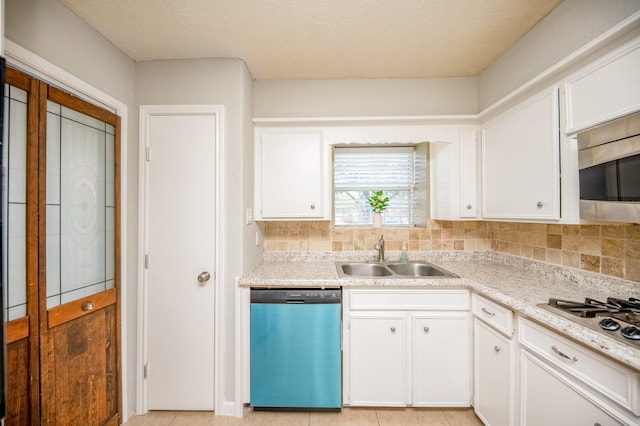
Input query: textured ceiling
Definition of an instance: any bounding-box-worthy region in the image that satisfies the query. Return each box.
[60,0,562,80]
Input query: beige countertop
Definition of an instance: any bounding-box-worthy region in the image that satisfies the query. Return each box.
[238,251,640,371]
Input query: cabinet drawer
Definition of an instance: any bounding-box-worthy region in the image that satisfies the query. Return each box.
[472,294,514,336]
[519,317,640,415]
[348,289,469,311]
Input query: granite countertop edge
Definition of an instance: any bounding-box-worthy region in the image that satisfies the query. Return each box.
[238,250,640,371]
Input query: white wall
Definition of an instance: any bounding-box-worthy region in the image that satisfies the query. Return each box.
[253,77,478,117]
[478,0,640,111]
[135,58,260,411]
[1,0,5,55]
[5,0,134,105]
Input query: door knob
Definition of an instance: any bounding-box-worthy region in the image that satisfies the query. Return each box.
[197,271,211,283]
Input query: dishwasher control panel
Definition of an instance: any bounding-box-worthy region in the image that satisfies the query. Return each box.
[251,288,341,304]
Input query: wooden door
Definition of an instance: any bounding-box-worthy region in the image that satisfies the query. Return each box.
[3,66,40,426]
[2,66,121,425]
[143,110,216,410]
[38,84,121,425]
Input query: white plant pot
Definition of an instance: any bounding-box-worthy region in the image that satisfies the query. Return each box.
[372,213,383,228]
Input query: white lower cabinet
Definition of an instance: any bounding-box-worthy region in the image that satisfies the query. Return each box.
[413,313,470,406]
[349,314,409,406]
[473,319,515,426]
[343,289,471,407]
[519,318,640,426]
[520,351,623,426]
[472,294,516,426]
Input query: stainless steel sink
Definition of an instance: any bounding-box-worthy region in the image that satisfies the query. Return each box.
[386,262,454,277]
[336,261,458,278]
[339,263,392,277]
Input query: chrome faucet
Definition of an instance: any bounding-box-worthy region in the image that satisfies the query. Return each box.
[374,234,385,263]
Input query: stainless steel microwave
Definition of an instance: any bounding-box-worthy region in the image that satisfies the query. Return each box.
[578,111,640,224]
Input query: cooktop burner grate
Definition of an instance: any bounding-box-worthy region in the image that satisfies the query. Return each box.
[538,297,640,347]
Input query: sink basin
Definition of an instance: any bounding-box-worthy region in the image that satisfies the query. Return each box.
[386,262,457,278]
[336,261,458,278]
[339,262,392,277]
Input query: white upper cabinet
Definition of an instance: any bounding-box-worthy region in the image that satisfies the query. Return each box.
[565,38,640,133]
[481,88,560,221]
[255,129,330,220]
[458,129,479,218]
[430,128,479,220]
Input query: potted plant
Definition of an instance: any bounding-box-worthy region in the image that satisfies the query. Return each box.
[368,190,389,228]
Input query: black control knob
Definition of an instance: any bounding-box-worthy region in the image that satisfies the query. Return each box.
[621,326,640,340]
[598,317,620,331]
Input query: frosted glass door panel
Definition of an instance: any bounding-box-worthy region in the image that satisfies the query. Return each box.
[2,85,29,321]
[46,102,115,308]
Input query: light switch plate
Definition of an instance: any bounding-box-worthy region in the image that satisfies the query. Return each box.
[246,208,254,225]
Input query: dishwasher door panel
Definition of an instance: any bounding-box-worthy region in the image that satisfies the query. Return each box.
[250,302,342,408]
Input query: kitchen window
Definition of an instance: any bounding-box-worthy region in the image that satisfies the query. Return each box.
[334,146,424,226]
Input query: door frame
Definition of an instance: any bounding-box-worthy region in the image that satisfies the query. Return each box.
[138,104,224,415]
[4,40,132,421]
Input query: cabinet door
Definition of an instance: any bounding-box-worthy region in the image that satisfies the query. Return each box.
[459,129,478,218]
[348,314,409,406]
[482,88,560,220]
[257,131,326,219]
[474,319,514,426]
[520,351,624,426]
[566,41,640,133]
[430,129,479,220]
[413,313,470,406]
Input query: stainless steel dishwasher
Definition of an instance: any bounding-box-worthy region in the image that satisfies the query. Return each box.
[250,288,342,410]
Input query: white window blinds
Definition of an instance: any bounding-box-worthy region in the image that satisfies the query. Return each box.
[334,146,415,226]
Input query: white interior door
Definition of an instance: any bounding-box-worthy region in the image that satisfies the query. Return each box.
[145,111,217,410]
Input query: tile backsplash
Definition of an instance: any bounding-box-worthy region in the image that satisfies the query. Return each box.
[263,220,640,282]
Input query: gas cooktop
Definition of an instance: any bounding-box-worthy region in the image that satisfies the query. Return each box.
[537,297,640,348]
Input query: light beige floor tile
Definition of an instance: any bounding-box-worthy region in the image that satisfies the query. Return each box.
[376,407,449,426]
[238,410,310,426]
[123,410,177,425]
[166,410,219,425]
[123,407,485,425]
[442,408,484,426]
[310,407,379,426]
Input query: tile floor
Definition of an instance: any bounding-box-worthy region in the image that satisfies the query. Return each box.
[123,407,485,425]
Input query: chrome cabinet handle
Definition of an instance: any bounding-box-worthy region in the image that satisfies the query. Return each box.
[390,326,396,333]
[197,271,211,283]
[552,345,578,362]
[310,204,316,209]
[423,326,430,333]
[81,301,95,311]
[481,307,496,317]
[466,204,472,210]
[537,201,544,208]
[494,346,501,353]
